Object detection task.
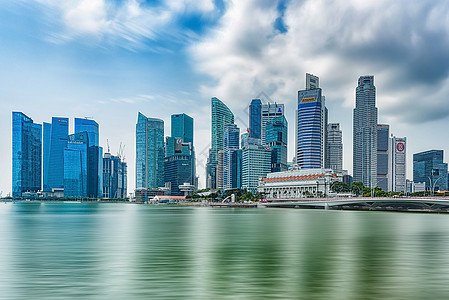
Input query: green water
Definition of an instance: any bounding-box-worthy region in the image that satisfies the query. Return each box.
[1,203,449,299]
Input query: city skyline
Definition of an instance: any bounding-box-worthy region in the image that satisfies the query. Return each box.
[2,1,449,195]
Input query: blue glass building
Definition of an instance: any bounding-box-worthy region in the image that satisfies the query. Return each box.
[413,150,448,192]
[207,97,234,188]
[12,112,42,197]
[45,117,69,191]
[231,149,242,189]
[103,153,127,198]
[296,88,326,169]
[136,112,165,189]
[249,99,262,139]
[75,118,99,147]
[42,122,52,191]
[64,132,89,197]
[171,113,193,144]
[265,115,288,172]
[223,123,240,190]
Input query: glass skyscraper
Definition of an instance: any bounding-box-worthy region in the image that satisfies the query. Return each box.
[249,99,262,139]
[75,118,99,147]
[103,153,127,198]
[207,97,234,189]
[223,123,240,190]
[413,150,448,192]
[12,112,42,197]
[136,112,165,189]
[44,117,69,191]
[171,113,193,144]
[265,115,288,172]
[64,131,89,197]
[325,123,343,172]
[296,74,326,169]
[353,75,378,187]
[377,124,389,191]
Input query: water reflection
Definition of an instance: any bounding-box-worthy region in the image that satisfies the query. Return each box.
[1,204,449,299]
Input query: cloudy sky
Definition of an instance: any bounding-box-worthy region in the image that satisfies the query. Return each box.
[1,0,449,196]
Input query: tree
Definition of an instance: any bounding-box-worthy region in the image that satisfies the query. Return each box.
[330,181,350,193]
[350,181,365,196]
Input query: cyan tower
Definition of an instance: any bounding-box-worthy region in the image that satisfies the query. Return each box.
[12,112,42,197]
[136,112,165,189]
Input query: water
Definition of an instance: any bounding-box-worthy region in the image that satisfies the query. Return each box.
[1,203,449,299]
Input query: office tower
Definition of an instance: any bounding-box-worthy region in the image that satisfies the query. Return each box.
[223,123,240,190]
[232,149,242,189]
[136,112,165,189]
[353,75,378,187]
[12,112,42,197]
[413,150,448,192]
[206,97,234,189]
[242,145,271,193]
[265,115,288,172]
[44,117,69,191]
[296,73,326,169]
[306,73,319,90]
[75,118,99,147]
[389,136,406,192]
[64,132,89,197]
[377,124,389,191]
[249,99,262,139]
[325,123,343,172]
[164,142,194,196]
[261,102,284,145]
[103,153,127,198]
[164,113,195,196]
[171,113,193,144]
[42,122,51,191]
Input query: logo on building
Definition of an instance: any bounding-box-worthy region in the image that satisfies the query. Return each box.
[301,97,316,102]
[396,142,405,152]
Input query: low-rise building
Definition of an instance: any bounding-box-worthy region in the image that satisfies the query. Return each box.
[258,168,343,199]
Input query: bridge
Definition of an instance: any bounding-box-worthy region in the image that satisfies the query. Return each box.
[264,197,449,212]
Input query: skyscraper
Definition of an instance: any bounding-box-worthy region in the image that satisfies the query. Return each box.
[64,131,89,197]
[306,73,319,90]
[325,123,343,172]
[296,73,326,169]
[249,99,262,139]
[377,124,389,191]
[242,145,271,193]
[45,117,69,191]
[389,136,406,192]
[171,113,193,144]
[42,122,52,192]
[261,102,284,145]
[75,118,99,147]
[164,113,195,196]
[12,112,42,197]
[413,150,448,192]
[103,152,127,198]
[353,75,378,187]
[223,123,240,190]
[136,112,165,189]
[207,97,234,189]
[265,115,288,172]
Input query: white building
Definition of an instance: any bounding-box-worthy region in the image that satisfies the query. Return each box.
[258,168,342,199]
[389,136,406,192]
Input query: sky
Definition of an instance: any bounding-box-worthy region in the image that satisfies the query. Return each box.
[1,0,449,196]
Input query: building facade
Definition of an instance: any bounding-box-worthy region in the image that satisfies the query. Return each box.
[207,97,234,188]
[296,74,326,169]
[261,102,284,145]
[223,123,240,190]
[249,99,262,139]
[353,75,378,187]
[171,113,193,144]
[265,115,288,172]
[389,136,406,192]
[64,131,89,197]
[103,153,127,198]
[258,168,342,199]
[75,118,99,147]
[43,117,69,192]
[325,123,343,172]
[12,112,42,197]
[413,150,448,192]
[377,124,389,191]
[242,145,271,193]
[136,112,165,189]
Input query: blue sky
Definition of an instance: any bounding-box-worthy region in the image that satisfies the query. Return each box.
[2,0,449,195]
